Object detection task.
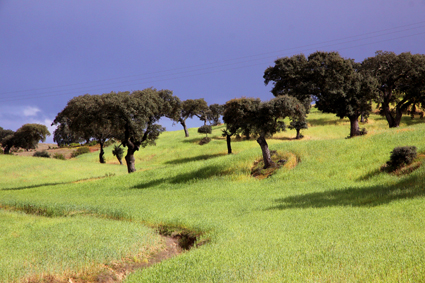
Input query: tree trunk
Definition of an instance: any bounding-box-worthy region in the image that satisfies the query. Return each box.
[295,129,301,139]
[349,115,360,137]
[244,128,250,140]
[3,145,10,154]
[226,134,232,154]
[180,120,189,137]
[125,145,137,173]
[257,136,275,169]
[381,90,398,128]
[99,142,105,164]
[118,159,123,165]
[393,99,411,127]
[124,123,139,173]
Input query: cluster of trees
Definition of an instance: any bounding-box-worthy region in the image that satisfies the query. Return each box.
[0,124,50,154]
[264,50,425,135]
[52,89,226,173]
[52,88,181,173]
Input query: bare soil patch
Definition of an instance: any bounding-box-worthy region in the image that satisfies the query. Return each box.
[23,236,182,283]
[251,151,299,179]
[13,143,100,160]
[16,219,208,283]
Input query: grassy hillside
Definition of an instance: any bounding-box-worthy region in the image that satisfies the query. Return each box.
[1,110,425,282]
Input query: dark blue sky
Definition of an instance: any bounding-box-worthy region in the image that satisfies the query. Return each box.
[1,1,424,143]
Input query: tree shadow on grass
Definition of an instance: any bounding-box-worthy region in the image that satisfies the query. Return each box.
[1,182,70,191]
[357,168,382,181]
[165,153,226,165]
[131,165,229,190]
[270,136,296,141]
[308,118,347,126]
[267,174,424,210]
[181,137,203,144]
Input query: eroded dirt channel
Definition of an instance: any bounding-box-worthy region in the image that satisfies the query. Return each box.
[1,206,206,283]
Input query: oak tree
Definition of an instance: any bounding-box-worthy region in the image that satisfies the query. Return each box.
[362,51,425,127]
[1,124,50,154]
[102,88,180,173]
[222,97,261,154]
[176,99,209,137]
[251,96,305,169]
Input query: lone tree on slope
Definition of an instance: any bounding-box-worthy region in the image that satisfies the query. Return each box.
[222,97,261,154]
[288,118,308,139]
[175,98,209,137]
[102,88,180,173]
[250,95,306,169]
[53,94,114,163]
[207,103,224,126]
[362,51,425,128]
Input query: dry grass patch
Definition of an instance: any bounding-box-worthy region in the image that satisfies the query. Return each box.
[251,151,298,180]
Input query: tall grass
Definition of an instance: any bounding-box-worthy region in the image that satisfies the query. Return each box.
[1,111,425,282]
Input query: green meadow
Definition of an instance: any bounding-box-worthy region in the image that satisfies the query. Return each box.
[1,109,425,282]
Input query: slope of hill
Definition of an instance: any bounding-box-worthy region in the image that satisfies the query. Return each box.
[1,110,425,282]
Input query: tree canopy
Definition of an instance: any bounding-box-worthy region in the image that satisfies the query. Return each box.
[264,53,312,105]
[207,103,224,126]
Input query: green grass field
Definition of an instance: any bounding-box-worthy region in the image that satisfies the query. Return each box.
[1,109,425,282]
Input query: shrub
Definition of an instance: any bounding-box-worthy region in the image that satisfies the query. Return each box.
[198,125,212,136]
[69,143,81,148]
[387,146,417,169]
[53,153,66,160]
[33,150,50,158]
[87,140,98,146]
[71,147,90,158]
[112,145,124,164]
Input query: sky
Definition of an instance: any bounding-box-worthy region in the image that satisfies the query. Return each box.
[1,0,424,143]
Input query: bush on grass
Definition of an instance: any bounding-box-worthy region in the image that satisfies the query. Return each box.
[112,145,124,164]
[53,153,66,160]
[33,150,50,158]
[71,147,90,158]
[198,125,212,136]
[386,146,417,170]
